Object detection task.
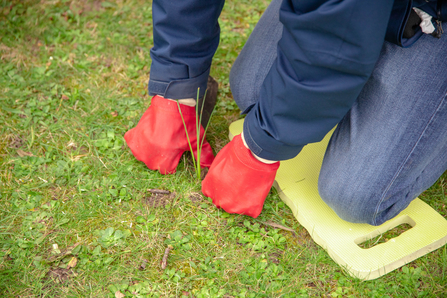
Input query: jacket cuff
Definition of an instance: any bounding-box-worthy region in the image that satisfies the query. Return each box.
[243,109,303,161]
[148,67,210,100]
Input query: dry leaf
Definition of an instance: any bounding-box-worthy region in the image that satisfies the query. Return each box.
[61,94,69,100]
[17,149,33,157]
[111,111,118,117]
[115,291,125,298]
[67,257,77,268]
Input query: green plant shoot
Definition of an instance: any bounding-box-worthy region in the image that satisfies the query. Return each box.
[177,88,214,181]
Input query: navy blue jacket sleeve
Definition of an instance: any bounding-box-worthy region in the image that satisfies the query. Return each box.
[243,0,395,160]
[149,0,225,99]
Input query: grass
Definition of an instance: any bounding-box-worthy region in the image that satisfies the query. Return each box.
[0,0,446,297]
[357,223,414,250]
[176,88,212,183]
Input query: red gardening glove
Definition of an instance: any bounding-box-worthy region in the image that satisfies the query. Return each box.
[124,95,214,174]
[202,134,279,218]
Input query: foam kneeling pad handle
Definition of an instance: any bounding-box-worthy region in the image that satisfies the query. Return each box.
[202,134,279,218]
[124,95,214,174]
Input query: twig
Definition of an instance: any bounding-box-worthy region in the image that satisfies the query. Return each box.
[38,176,48,183]
[262,220,297,237]
[139,258,148,270]
[161,246,172,269]
[148,189,170,195]
[94,148,108,168]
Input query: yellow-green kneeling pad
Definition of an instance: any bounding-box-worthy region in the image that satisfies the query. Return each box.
[229,119,447,280]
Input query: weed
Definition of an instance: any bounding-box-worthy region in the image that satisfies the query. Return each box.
[177,88,215,182]
[96,227,131,249]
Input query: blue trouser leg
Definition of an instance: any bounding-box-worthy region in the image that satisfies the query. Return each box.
[318,33,447,226]
[229,0,283,113]
[230,0,447,225]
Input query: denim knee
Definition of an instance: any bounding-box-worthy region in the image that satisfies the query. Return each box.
[228,64,247,110]
[318,170,381,225]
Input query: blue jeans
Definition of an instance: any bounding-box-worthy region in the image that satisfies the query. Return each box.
[229,0,447,226]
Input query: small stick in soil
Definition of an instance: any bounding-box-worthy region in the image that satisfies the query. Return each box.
[148,189,171,195]
[161,246,172,269]
[262,221,297,237]
[139,259,148,270]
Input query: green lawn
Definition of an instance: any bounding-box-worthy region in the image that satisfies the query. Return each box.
[1,1,446,297]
